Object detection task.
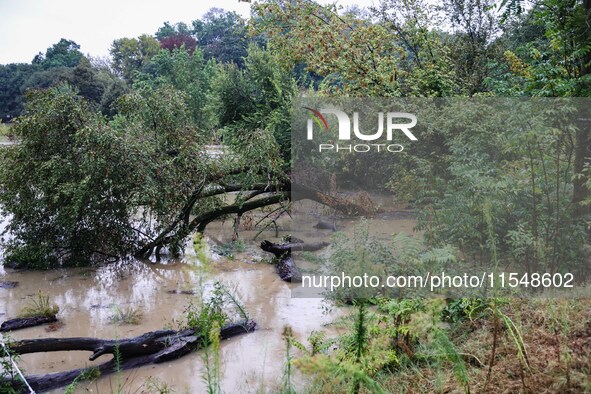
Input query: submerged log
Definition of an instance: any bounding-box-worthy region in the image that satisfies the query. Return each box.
[260,240,330,282]
[0,315,58,332]
[4,320,256,393]
[260,241,330,255]
[0,281,19,289]
[313,220,337,231]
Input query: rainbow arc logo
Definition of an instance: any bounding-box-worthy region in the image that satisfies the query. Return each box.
[303,107,329,131]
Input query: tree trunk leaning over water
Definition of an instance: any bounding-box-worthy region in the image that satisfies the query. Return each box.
[134,178,368,260]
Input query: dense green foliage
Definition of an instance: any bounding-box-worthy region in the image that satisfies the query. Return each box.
[32,39,84,69]
[255,0,591,276]
[110,34,161,84]
[0,46,290,267]
[0,1,589,393]
[211,44,296,160]
[0,86,136,266]
[0,8,295,267]
[134,47,215,129]
[0,9,256,121]
[0,2,588,273]
[193,8,250,66]
[0,42,126,121]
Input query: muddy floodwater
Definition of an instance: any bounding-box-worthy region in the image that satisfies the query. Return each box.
[0,200,418,393]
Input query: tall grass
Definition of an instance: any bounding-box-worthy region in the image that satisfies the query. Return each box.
[63,368,100,394]
[109,305,143,325]
[18,291,59,318]
[202,321,222,394]
[482,208,530,391]
[281,326,296,394]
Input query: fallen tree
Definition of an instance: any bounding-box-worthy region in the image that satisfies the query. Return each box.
[260,239,330,282]
[2,320,256,393]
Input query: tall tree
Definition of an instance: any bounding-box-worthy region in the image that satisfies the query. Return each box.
[212,44,296,160]
[192,8,249,66]
[155,21,193,40]
[497,0,591,213]
[0,63,38,121]
[134,46,214,129]
[155,22,197,54]
[110,35,161,83]
[32,38,84,69]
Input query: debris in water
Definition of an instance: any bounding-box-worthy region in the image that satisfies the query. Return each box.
[166,289,196,295]
[45,321,65,332]
[0,281,18,289]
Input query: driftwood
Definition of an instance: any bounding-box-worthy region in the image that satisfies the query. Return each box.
[0,315,58,332]
[260,240,330,282]
[3,320,256,393]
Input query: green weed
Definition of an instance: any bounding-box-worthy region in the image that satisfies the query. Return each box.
[109,305,143,325]
[17,291,59,318]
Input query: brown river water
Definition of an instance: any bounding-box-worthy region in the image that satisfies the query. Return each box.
[0,200,418,393]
